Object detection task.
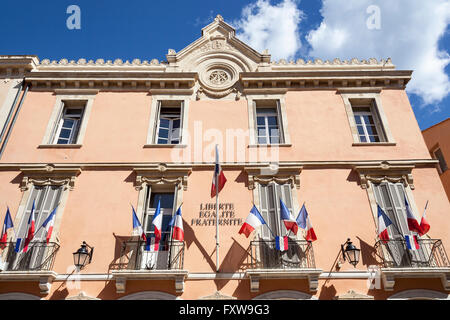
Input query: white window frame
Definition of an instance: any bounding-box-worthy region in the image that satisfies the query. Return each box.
[41,91,96,147]
[52,106,84,145]
[154,105,182,145]
[255,108,283,145]
[247,95,291,146]
[341,92,395,145]
[353,105,385,143]
[146,96,190,146]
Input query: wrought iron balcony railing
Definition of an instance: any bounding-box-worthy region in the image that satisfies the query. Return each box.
[374,238,450,268]
[116,240,185,271]
[0,241,60,272]
[248,239,316,270]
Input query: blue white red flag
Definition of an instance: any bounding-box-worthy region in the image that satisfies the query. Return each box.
[21,200,36,253]
[152,199,162,251]
[1,207,14,248]
[131,205,147,242]
[405,235,420,250]
[280,199,298,235]
[239,205,266,238]
[211,145,227,198]
[169,206,184,241]
[296,204,317,242]
[40,205,59,244]
[419,200,430,236]
[275,236,288,251]
[377,204,392,243]
[404,196,422,234]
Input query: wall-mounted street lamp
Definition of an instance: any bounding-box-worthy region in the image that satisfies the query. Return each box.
[340,238,360,268]
[73,241,94,269]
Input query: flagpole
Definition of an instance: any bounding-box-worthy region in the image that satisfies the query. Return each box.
[215,145,220,272]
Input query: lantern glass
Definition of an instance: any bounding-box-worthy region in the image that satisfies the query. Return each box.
[73,243,90,268]
[344,242,361,267]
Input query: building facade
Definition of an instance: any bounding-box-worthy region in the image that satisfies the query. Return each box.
[0,16,449,300]
[422,118,450,201]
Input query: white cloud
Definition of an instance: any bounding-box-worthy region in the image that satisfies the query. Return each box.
[306,0,450,106]
[233,0,303,61]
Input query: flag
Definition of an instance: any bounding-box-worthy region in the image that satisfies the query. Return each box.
[280,199,298,235]
[404,196,422,234]
[405,235,420,250]
[377,204,392,243]
[40,205,58,244]
[275,236,288,251]
[152,199,162,251]
[22,199,36,253]
[169,206,184,241]
[239,205,266,238]
[1,207,14,248]
[296,204,317,242]
[131,205,147,242]
[419,201,430,236]
[211,145,227,198]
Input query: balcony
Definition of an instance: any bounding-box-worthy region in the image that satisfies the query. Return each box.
[0,241,59,294]
[111,239,188,293]
[374,238,450,290]
[245,239,322,292]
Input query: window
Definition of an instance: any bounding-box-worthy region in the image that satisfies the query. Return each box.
[258,183,293,239]
[352,102,386,143]
[433,148,448,174]
[154,101,183,145]
[255,101,284,145]
[9,185,62,270]
[372,182,427,266]
[140,187,178,270]
[52,101,85,144]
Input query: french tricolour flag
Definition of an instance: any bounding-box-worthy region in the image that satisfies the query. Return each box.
[40,205,58,244]
[132,205,147,242]
[211,145,227,198]
[22,199,36,253]
[275,236,289,251]
[405,235,420,250]
[239,205,266,238]
[169,206,184,241]
[419,201,430,236]
[152,199,162,251]
[296,204,317,242]
[377,204,392,243]
[404,196,422,234]
[1,207,14,248]
[280,199,298,235]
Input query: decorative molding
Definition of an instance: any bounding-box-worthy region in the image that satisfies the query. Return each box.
[199,291,237,300]
[245,269,322,292]
[380,268,450,291]
[133,164,192,191]
[65,291,100,300]
[111,270,189,293]
[253,290,317,300]
[0,271,58,295]
[245,165,303,190]
[353,162,415,189]
[334,290,374,300]
[19,165,81,191]
[388,289,450,300]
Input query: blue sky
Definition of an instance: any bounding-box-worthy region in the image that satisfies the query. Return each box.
[0,0,448,130]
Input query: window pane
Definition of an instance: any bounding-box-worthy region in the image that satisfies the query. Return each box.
[173,119,181,129]
[62,119,75,129]
[150,193,174,209]
[354,116,362,125]
[363,115,375,125]
[157,138,168,144]
[59,129,71,139]
[57,138,69,144]
[256,117,265,126]
[366,125,378,135]
[158,128,169,139]
[270,135,280,144]
[258,128,266,137]
[159,119,170,129]
[369,135,380,142]
[258,137,267,144]
[359,135,367,142]
[357,125,365,135]
[256,108,276,114]
[267,116,278,126]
